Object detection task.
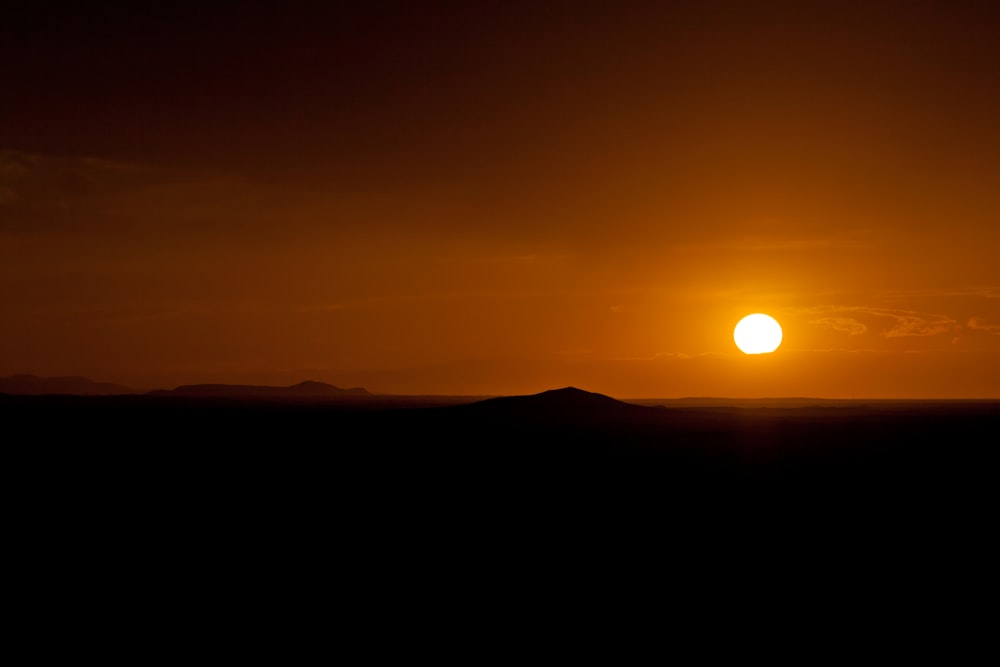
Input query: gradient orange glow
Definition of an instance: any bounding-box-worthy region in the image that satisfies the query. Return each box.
[1,2,998,397]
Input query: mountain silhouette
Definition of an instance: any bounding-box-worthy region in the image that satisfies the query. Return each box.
[149,381,371,398]
[0,374,135,396]
[453,386,650,420]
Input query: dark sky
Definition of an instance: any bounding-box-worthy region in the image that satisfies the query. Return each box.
[2,1,999,396]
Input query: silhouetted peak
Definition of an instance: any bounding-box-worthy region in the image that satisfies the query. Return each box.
[290,381,331,391]
[286,381,371,396]
[459,386,647,419]
[533,386,614,402]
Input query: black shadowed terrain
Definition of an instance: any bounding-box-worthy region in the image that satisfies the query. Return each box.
[6,385,998,607]
[7,385,996,509]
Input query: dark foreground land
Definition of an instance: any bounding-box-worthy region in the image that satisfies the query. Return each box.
[8,387,997,517]
[9,389,1000,580]
[9,389,1000,644]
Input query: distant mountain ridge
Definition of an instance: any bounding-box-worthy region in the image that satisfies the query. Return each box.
[0,374,135,396]
[149,381,371,398]
[455,386,650,418]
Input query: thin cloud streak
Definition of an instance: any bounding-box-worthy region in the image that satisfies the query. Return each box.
[968,317,1000,334]
[876,287,1000,300]
[809,316,868,335]
[798,305,958,338]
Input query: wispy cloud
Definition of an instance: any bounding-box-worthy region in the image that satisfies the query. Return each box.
[968,317,1000,334]
[633,352,712,361]
[882,311,956,338]
[875,287,1000,301]
[676,229,879,254]
[0,148,159,233]
[799,305,958,338]
[0,149,151,197]
[809,316,867,335]
[729,237,863,252]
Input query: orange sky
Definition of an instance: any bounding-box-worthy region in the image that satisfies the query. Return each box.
[2,1,999,397]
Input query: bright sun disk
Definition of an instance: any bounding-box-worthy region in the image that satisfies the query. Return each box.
[734,313,783,354]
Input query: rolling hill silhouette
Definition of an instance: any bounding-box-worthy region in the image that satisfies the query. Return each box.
[149,380,371,398]
[450,386,651,421]
[0,374,135,396]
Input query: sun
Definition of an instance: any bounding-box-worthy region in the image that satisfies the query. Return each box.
[734,313,783,354]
